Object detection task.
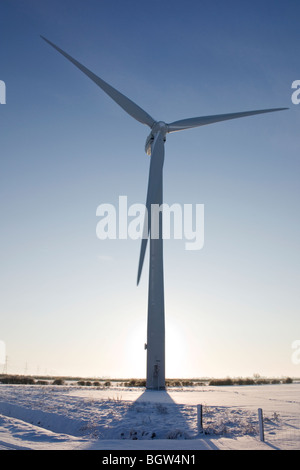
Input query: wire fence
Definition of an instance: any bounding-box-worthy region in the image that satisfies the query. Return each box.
[194,404,259,438]
[261,410,300,450]
[195,404,300,450]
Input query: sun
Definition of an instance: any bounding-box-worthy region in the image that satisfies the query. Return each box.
[165,319,189,379]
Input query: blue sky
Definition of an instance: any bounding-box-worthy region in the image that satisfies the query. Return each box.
[0,0,299,378]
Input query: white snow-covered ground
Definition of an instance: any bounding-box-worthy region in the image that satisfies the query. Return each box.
[0,383,299,450]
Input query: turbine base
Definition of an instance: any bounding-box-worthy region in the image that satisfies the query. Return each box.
[145,385,166,391]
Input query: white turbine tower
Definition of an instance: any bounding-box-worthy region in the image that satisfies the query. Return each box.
[41,36,287,389]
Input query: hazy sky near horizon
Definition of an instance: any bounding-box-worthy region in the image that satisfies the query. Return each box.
[1,0,300,379]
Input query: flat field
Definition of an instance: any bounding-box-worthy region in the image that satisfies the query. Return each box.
[0,382,299,450]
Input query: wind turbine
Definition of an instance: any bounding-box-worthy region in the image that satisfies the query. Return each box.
[41,36,288,389]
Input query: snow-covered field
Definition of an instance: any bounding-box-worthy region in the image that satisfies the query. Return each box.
[0,382,299,450]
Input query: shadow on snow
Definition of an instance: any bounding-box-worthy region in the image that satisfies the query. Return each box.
[101,389,217,448]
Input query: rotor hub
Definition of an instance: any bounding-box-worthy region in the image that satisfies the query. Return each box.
[152,121,167,135]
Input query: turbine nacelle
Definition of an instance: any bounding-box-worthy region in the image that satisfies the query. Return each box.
[145,121,167,155]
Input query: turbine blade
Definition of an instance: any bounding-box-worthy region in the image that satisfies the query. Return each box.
[40,36,156,128]
[167,107,288,132]
[137,133,165,285]
[137,236,148,286]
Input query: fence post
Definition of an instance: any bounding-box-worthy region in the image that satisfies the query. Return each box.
[258,408,264,442]
[197,404,203,434]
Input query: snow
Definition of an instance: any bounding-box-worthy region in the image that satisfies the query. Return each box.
[0,382,299,450]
